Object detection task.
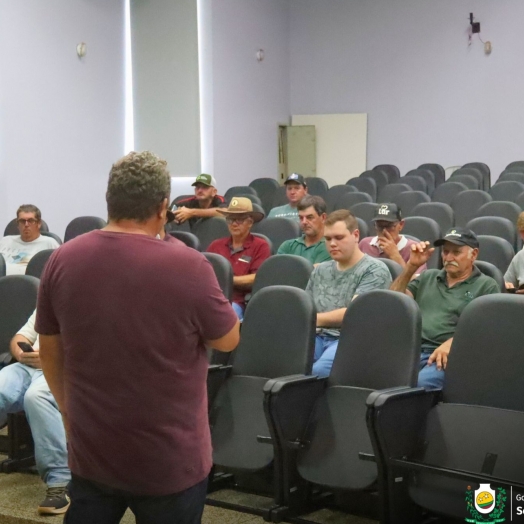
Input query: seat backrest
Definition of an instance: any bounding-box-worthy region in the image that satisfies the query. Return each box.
[25,249,55,279]
[249,178,279,214]
[356,217,369,239]
[497,172,524,185]
[169,231,201,250]
[325,184,357,212]
[251,232,274,254]
[476,235,515,274]
[192,217,230,251]
[377,183,411,204]
[516,191,524,211]
[233,193,263,206]
[379,258,403,281]
[373,164,400,184]
[4,218,49,236]
[402,216,441,269]
[476,201,521,224]
[450,190,492,227]
[0,275,39,354]
[41,231,62,245]
[346,177,377,201]
[351,203,379,232]
[448,174,479,190]
[399,175,427,193]
[224,186,257,202]
[431,182,468,205]
[233,286,316,377]
[360,169,388,192]
[391,191,431,216]
[405,168,435,193]
[462,162,491,189]
[171,194,194,206]
[466,216,517,252]
[450,167,483,189]
[64,216,107,242]
[330,290,421,389]
[474,261,505,292]
[410,202,454,232]
[203,252,233,302]
[418,163,445,187]
[336,191,373,210]
[251,254,313,296]
[271,186,289,208]
[305,177,329,198]
[444,294,524,410]
[252,218,301,251]
[489,181,524,203]
[0,254,5,277]
[506,160,524,171]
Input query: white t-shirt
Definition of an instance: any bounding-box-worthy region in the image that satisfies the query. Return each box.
[0,235,59,275]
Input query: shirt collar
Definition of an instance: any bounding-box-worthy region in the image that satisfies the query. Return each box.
[227,233,253,254]
[436,265,481,285]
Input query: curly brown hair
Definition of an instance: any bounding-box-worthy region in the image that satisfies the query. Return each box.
[106,151,171,222]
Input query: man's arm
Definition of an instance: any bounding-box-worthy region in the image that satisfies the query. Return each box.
[39,334,66,416]
[10,334,41,368]
[427,338,453,370]
[233,274,256,290]
[205,318,240,353]
[174,207,222,223]
[390,241,434,296]
[316,308,346,327]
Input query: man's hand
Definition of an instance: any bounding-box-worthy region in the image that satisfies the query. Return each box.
[18,350,41,369]
[427,338,453,371]
[377,230,400,257]
[408,241,435,269]
[173,207,194,224]
[505,282,515,290]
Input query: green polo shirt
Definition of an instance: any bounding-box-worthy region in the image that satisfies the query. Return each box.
[407,267,499,349]
[277,235,331,264]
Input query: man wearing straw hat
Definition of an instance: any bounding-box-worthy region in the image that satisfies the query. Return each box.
[208,197,271,320]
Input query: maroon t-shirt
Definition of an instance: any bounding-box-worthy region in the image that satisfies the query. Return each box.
[207,234,271,306]
[35,230,237,495]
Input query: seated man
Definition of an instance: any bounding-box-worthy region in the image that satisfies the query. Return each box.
[0,205,59,275]
[504,211,524,293]
[359,203,427,271]
[0,310,70,514]
[171,174,227,228]
[390,227,499,389]
[306,210,392,377]
[268,173,308,222]
[207,197,271,320]
[277,195,331,265]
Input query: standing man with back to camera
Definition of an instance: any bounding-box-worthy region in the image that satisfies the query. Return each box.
[36,151,240,524]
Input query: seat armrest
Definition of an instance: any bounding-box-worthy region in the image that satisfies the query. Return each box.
[368,387,441,460]
[366,386,415,408]
[264,375,327,446]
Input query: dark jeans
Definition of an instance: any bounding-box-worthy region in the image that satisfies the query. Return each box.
[64,474,208,524]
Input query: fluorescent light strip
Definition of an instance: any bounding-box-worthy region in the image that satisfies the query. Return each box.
[124,0,134,153]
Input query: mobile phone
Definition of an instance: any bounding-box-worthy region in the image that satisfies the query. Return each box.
[17,341,34,353]
[507,287,517,294]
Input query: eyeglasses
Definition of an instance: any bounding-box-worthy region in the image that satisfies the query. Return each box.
[17,218,38,225]
[226,216,251,224]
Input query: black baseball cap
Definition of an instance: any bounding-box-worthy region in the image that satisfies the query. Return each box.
[372,203,402,222]
[284,173,307,186]
[434,227,479,249]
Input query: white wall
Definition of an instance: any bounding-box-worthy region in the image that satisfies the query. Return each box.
[289,0,524,180]
[207,0,290,192]
[0,0,125,237]
[131,0,200,176]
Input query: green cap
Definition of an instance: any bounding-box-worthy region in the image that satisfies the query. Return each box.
[192,174,217,187]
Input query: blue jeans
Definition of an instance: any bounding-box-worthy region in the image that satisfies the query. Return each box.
[0,363,70,487]
[64,475,208,524]
[312,335,339,377]
[418,351,445,389]
[232,302,244,321]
